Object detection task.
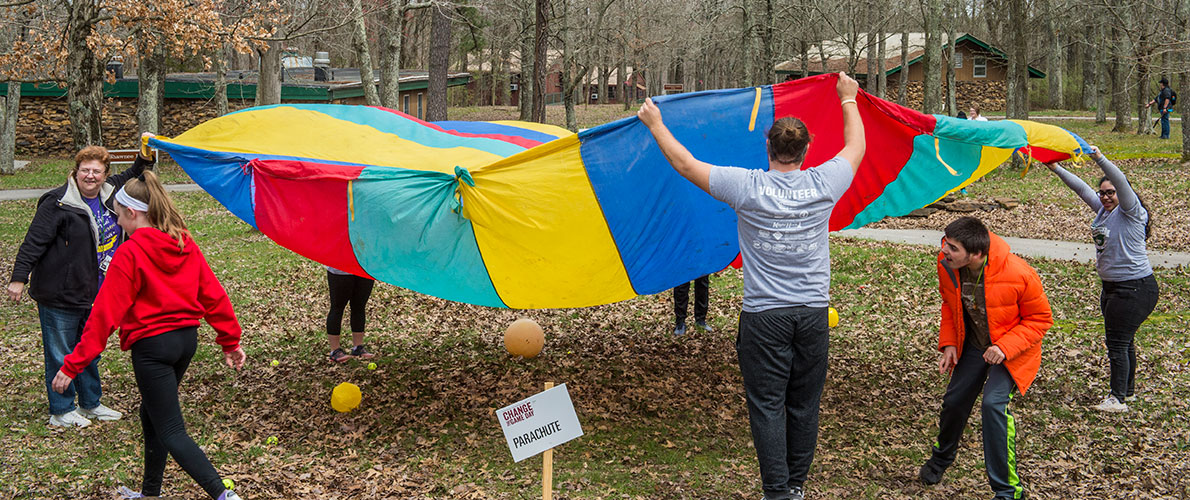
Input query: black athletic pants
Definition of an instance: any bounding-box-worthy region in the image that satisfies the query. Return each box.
[131,327,225,498]
[327,271,375,336]
[673,275,710,326]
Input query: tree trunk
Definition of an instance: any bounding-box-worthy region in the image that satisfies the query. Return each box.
[1006,0,1029,119]
[865,16,877,93]
[1,82,18,175]
[215,41,229,117]
[137,38,165,135]
[898,31,908,106]
[352,0,381,107]
[256,41,283,106]
[876,32,887,98]
[922,0,942,114]
[531,0,549,122]
[619,51,629,111]
[427,2,451,121]
[519,0,534,119]
[1108,25,1129,131]
[66,0,104,149]
[379,0,412,110]
[1046,2,1064,109]
[946,17,957,115]
[1081,25,1096,110]
[1180,0,1190,162]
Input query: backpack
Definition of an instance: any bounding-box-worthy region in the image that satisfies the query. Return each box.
[1171,90,1177,106]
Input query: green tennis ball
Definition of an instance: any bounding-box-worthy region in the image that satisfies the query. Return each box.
[266,435,278,445]
[270,359,280,367]
[367,362,377,370]
[222,478,235,490]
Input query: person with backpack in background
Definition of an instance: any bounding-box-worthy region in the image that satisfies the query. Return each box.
[1145,78,1175,139]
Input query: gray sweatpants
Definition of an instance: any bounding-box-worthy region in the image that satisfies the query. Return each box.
[736,306,829,500]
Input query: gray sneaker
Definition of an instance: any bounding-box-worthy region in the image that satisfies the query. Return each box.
[49,409,92,428]
[790,486,804,500]
[79,403,123,421]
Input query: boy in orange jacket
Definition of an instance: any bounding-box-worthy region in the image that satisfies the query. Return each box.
[919,217,1052,499]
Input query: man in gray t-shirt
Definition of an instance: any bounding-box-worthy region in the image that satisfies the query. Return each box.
[638,72,865,500]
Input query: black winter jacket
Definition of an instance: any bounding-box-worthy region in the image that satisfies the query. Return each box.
[9,156,153,309]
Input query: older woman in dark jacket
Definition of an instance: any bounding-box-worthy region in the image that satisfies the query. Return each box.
[7,134,154,427]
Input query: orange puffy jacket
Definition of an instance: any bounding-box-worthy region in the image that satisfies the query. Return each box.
[937,233,1053,394]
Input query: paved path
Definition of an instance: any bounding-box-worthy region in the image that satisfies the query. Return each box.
[1026,115,1181,122]
[836,228,1190,268]
[0,183,204,202]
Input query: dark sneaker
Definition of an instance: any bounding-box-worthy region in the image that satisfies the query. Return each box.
[329,348,352,363]
[673,323,687,336]
[351,345,376,359]
[695,320,713,332]
[919,459,947,485]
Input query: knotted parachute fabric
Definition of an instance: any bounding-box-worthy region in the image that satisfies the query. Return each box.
[152,74,1089,309]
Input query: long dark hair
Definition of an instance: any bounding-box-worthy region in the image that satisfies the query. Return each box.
[1099,176,1152,240]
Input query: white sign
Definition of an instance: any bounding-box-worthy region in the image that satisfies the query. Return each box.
[496,384,583,462]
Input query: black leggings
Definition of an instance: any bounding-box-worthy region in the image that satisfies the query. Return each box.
[130,327,225,498]
[1100,274,1159,400]
[327,271,375,336]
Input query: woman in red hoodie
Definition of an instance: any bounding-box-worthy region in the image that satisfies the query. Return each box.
[51,169,246,500]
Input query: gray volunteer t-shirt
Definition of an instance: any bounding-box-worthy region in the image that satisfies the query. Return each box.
[708,157,853,312]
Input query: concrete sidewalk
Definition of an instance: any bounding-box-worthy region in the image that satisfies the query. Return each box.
[0,183,204,202]
[835,228,1190,269]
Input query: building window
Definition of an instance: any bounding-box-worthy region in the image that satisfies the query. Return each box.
[418,93,424,119]
[954,52,963,68]
[973,57,987,78]
[403,94,410,114]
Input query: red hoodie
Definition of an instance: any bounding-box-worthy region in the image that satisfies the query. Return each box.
[61,227,242,378]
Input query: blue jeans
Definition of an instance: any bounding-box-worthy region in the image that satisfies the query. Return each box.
[39,304,103,415]
[1160,110,1171,138]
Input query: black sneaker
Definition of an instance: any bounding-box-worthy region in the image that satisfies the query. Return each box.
[329,348,352,363]
[674,323,687,336]
[351,344,376,359]
[919,459,947,485]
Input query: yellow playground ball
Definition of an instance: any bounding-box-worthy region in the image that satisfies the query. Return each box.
[270,359,280,367]
[330,382,362,413]
[504,318,545,358]
[828,307,840,328]
[367,362,377,370]
[223,478,235,490]
[266,435,278,445]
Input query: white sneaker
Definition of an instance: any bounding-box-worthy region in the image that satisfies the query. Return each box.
[1094,395,1129,413]
[79,403,123,421]
[49,409,92,427]
[1124,394,1137,402]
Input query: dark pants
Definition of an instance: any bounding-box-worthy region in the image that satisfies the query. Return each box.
[929,341,1023,499]
[327,271,375,336]
[736,306,829,499]
[38,304,102,415]
[1100,274,1159,401]
[1159,110,1170,138]
[131,328,225,499]
[673,275,710,325]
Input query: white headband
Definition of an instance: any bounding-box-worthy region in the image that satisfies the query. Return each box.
[115,186,149,212]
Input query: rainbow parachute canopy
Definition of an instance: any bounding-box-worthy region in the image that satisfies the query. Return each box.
[152,74,1088,309]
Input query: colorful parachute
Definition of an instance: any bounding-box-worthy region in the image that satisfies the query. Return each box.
[151,73,1089,309]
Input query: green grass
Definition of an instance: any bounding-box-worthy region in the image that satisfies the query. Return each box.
[2,191,1188,499]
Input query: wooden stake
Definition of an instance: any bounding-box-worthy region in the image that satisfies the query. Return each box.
[543,381,554,500]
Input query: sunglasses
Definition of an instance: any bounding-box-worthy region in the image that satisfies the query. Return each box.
[1097,189,1116,197]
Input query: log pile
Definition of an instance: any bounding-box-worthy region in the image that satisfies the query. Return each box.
[883,81,1008,114]
[13,96,251,156]
[903,194,1020,217]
